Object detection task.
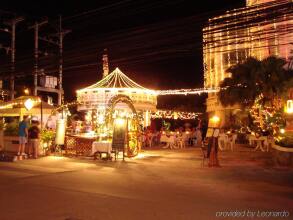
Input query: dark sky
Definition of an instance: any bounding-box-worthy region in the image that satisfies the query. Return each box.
[0,0,245,111]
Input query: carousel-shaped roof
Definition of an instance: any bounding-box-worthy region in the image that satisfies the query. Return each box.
[78,68,154,93]
[76,67,157,112]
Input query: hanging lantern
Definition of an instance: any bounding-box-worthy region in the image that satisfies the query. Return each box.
[24,98,34,111]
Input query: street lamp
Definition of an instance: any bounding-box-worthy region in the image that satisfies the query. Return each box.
[211,115,220,123]
[24,88,29,95]
[210,115,220,128]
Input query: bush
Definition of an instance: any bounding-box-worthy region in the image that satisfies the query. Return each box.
[4,122,19,136]
[40,129,56,153]
[41,129,55,143]
[276,132,293,148]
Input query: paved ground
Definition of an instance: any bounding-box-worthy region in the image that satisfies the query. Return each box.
[0,146,292,220]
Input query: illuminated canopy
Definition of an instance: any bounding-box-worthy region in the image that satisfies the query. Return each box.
[76,68,157,112]
[79,68,153,91]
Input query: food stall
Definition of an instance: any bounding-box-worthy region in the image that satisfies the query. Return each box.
[0,96,55,152]
[66,68,157,157]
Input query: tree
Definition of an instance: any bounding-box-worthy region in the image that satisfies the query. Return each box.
[218,56,293,131]
[219,56,291,109]
[259,56,288,107]
[219,57,261,108]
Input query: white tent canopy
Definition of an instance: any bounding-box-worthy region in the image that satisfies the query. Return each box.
[80,67,150,90]
[77,68,157,113]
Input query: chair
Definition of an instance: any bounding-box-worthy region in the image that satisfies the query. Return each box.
[177,136,184,149]
[225,134,237,151]
[230,134,237,151]
[218,135,227,151]
[263,136,274,152]
[253,136,266,152]
[149,134,156,147]
[181,133,189,148]
[168,136,177,149]
[111,146,125,161]
[111,148,119,161]
[247,134,254,146]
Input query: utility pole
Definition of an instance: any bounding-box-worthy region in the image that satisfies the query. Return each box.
[59,15,63,105]
[2,17,24,100]
[29,20,47,97]
[36,15,70,106]
[10,21,16,100]
[34,22,38,96]
[57,15,71,105]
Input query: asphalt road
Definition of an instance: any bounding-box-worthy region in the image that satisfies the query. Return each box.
[0,147,292,220]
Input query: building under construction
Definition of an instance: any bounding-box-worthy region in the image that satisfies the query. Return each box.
[203,0,293,118]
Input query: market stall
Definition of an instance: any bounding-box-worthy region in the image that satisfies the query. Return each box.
[0,96,54,126]
[67,68,157,158]
[0,96,55,152]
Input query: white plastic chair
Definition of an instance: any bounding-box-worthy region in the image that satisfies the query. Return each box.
[218,135,227,151]
[226,134,237,151]
[263,136,274,152]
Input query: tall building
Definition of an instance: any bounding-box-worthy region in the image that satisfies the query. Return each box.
[203,0,293,121]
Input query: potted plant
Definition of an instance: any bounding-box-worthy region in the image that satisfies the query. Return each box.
[40,129,55,155]
[276,132,293,148]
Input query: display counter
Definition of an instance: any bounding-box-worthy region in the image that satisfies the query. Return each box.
[65,134,97,156]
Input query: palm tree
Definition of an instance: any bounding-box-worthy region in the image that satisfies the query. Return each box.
[219,57,261,108]
[219,56,291,109]
[218,55,292,130]
[258,56,288,107]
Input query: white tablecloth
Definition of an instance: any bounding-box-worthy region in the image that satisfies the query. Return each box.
[248,136,268,152]
[248,136,267,145]
[91,141,112,155]
[160,135,175,144]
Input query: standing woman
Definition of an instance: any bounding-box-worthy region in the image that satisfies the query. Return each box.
[208,128,220,167]
[28,120,40,159]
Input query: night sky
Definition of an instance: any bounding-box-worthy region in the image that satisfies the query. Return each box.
[0,0,245,111]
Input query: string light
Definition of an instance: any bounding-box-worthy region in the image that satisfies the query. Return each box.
[0,96,41,110]
[77,68,156,94]
[76,68,157,113]
[157,88,219,95]
[248,94,286,134]
[203,0,292,89]
[151,110,201,120]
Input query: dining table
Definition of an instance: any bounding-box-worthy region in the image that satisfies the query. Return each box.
[160,134,176,148]
[91,141,112,155]
[248,135,267,152]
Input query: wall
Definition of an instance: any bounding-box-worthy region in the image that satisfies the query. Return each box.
[203,0,293,119]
